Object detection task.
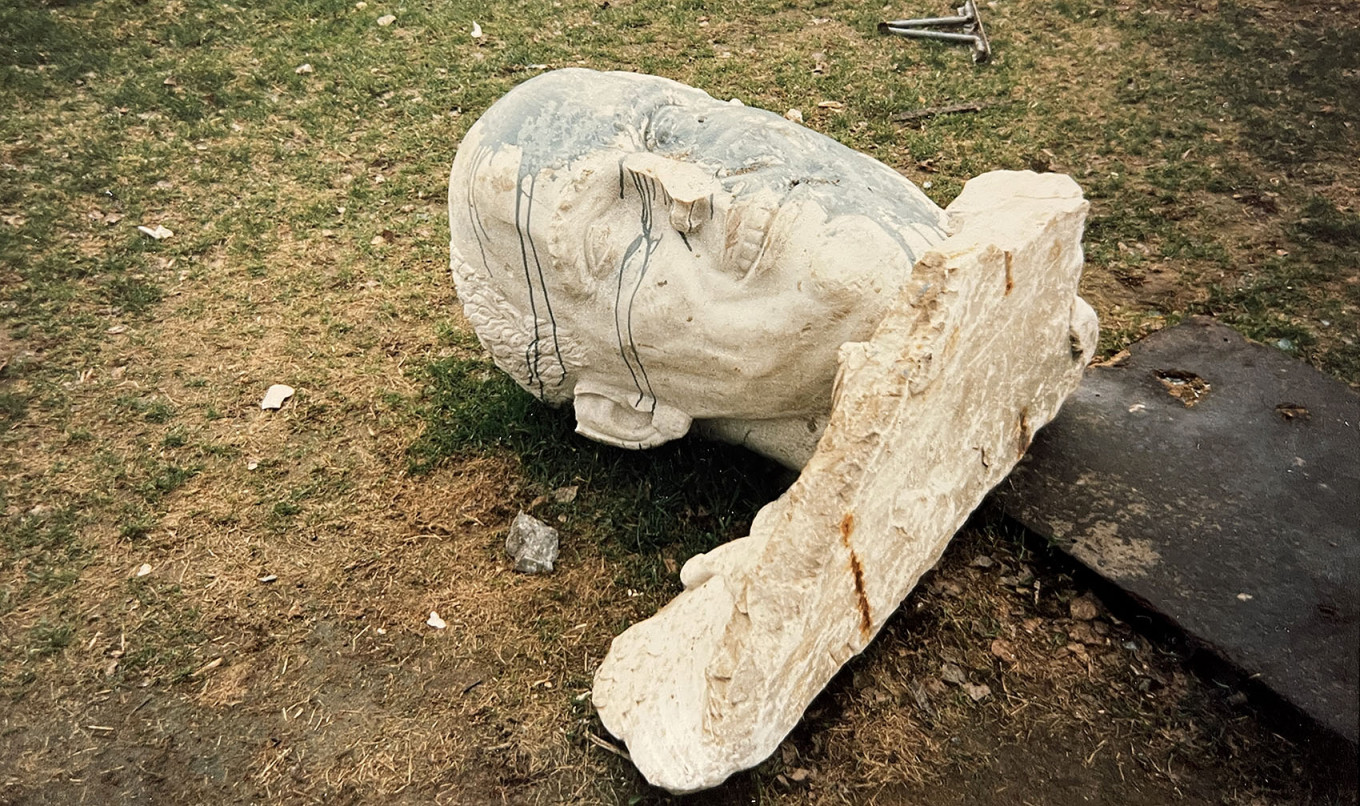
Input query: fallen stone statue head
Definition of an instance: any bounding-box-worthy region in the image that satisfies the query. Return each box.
[448,67,951,468]
[449,68,1099,793]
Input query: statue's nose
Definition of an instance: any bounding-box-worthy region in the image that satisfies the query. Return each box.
[620,152,718,234]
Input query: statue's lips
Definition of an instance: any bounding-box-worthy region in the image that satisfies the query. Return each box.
[722,202,774,281]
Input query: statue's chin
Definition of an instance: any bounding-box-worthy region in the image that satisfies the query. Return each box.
[695,415,827,470]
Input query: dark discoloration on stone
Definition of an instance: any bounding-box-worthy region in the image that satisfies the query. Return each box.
[995,317,1359,743]
[840,513,872,640]
[1015,406,1032,459]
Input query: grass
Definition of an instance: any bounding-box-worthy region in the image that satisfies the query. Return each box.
[0,0,1355,803]
[412,356,790,563]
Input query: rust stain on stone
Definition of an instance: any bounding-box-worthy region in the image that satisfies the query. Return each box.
[1017,407,1032,459]
[1004,250,1014,295]
[839,513,872,640]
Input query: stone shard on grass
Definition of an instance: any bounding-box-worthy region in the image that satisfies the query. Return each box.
[591,171,1098,793]
[506,511,559,574]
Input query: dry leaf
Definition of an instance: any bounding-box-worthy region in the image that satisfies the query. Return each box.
[963,682,991,702]
[258,574,278,583]
[135,563,152,577]
[1069,594,1100,621]
[784,109,804,123]
[295,63,314,74]
[816,100,844,110]
[471,21,483,38]
[377,14,395,25]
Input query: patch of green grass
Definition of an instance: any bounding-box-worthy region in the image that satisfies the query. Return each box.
[120,517,156,543]
[412,357,791,561]
[272,501,302,518]
[1293,196,1360,247]
[103,276,164,314]
[116,580,207,685]
[0,1,109,92]
[26,621,75,658]
[0,507,90,613]
[138,463,199,503]
[116,395,176,424]
[0,391,28,428]
[1124,2,1358,171]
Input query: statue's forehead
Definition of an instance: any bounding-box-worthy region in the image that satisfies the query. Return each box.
[467,68,947,249]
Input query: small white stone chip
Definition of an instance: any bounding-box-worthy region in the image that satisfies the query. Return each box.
[135,563,152,577]
[137,224,174,240]
[261,384,295,410]
[427,611,447,629]
[377,14,395,25]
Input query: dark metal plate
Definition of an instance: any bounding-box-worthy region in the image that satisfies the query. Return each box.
[994,317,1359,742]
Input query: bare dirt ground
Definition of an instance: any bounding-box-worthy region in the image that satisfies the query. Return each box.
[1,0,1357,803]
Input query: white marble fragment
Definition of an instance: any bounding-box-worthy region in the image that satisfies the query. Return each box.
[506,511,560,574]
[591,170,1098,793]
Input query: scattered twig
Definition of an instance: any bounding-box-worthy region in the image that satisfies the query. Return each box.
[585,732,631,762]
[191,657,223,678]
[891,101,1002,125]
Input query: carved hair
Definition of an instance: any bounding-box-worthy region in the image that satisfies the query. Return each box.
[451,242,586,406]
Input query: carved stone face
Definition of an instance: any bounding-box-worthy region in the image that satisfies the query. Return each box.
[449,69,949,452]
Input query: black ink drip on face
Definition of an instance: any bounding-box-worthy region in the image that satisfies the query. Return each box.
[467,148,494,276]
[514,173,566,395]
[615,172,664,412]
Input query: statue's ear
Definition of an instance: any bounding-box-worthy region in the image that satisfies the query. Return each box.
[572,381,692,450]
[620,152,718,233]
